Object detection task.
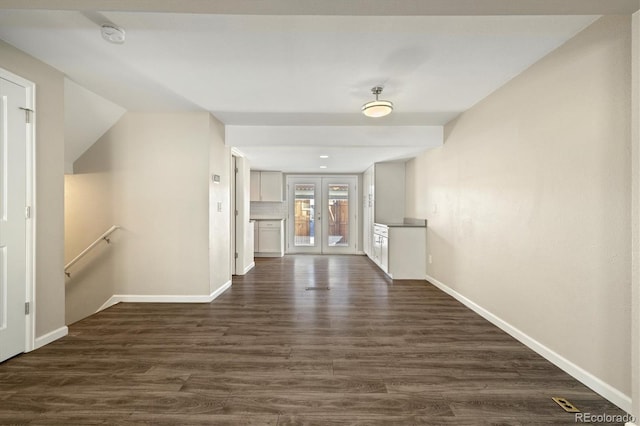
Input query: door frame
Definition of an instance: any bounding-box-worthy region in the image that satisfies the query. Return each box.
[0,67,36,353]
[286,175,358,254]
[231,156,236,275]
[320,176,358,255]
[230,148,253,275]
[287,176,321,254]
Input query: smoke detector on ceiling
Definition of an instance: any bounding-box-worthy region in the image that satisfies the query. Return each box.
[101,24,126,44]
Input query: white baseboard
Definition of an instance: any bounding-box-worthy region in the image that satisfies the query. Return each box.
[242,261,255,275]
[425,274,633,414]
[96,280,232,313]
[97,296,120,312]
[34,326,68,350]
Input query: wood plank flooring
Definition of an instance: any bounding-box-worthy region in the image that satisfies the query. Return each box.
[0,255,630,425]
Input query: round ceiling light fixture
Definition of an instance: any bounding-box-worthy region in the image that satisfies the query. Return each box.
[362,86,393,118]
[101,24,126,44]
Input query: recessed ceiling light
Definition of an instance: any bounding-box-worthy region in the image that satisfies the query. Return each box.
[101,24,126,44]
[319,155,329,159]
[320,165,328,169]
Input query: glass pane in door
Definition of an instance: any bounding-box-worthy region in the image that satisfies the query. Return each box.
[294,184,315,246]
[327,184,349,247]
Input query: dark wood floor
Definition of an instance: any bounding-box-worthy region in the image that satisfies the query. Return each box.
[0,255,629,425]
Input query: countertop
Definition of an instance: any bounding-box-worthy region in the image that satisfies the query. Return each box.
[375,223,426,228]
[374,218,427,228]
[250,217,285,221]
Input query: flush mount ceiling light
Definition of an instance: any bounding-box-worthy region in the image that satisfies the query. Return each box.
[362,86,393,118]
[101,24,126,44]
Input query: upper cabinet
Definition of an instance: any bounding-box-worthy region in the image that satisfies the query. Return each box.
[250,171,283,202]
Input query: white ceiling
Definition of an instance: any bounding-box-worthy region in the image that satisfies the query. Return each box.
[0,2,623,172]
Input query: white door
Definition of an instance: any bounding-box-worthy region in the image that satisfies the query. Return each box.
[321,177,357,254]
[231,155,237,275]
[0,76,29,362]
[287,176,358,254]
[288,177,321,254]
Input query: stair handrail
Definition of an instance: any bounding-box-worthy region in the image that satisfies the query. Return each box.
[65,225,120,277]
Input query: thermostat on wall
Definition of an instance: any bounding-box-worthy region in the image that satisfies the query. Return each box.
[212,174,221,183]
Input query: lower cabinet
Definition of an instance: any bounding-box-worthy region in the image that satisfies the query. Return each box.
[372,234,382,269]
[380,234,389,273]
[373,225,388,274]
[371,224,425,279]
[254,220,284,257]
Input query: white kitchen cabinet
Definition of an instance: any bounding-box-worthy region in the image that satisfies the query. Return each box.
[250,171,283,202]
[380,233,389,273]
[250,171,261,201]
[254,219,284,257]
[373,224,388,274]
[362,166,374,257]
[372,223,426,279]
[253,221,259,255]
[372,234,381,266]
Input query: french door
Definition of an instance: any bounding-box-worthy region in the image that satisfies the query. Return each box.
[287,176,357,254]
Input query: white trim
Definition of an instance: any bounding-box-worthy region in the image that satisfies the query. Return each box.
[631,10,640,423]
[426,274,633,413]
[34,326,68,350]
[0,68,37,353]
[285,174,359,255]
[24,77,35,353]
[97,295,120,313]
[242,261,255,275]
[230,147,246,157]
[96,280,233,313]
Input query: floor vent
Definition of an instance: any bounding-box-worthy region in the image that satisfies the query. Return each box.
[552,397,580,413]
[305,287,330,291]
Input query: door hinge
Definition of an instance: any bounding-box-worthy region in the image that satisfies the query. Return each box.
[19,107,34,124]
[235,167,239,173]
[25,302,30,315]
[235,209,239,216]
[234,252,238,259]
[25,206,31,219]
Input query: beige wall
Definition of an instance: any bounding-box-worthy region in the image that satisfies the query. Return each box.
[67,112,229,323]
[0,40,66,338]
[406,16,631,397]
